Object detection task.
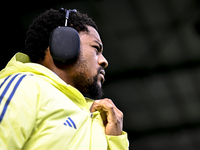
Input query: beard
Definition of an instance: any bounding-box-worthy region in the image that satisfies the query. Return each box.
[72,68,104,100]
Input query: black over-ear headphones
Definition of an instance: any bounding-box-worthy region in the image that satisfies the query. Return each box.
[49,8,80,64]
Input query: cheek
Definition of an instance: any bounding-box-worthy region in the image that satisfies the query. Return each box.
[82,53,99,76]
[81,46,98,66]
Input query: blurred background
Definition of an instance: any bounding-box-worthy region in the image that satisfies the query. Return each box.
[2,0,200,149]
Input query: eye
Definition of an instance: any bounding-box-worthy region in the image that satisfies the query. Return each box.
[92,46,100,54]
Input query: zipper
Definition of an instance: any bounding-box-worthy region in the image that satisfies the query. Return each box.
[89,111,99,150]
[89,112,94,150]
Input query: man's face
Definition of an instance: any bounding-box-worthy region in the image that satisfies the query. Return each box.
[71,26,108,99]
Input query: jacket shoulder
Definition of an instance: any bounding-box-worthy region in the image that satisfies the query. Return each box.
[0,73,52,96]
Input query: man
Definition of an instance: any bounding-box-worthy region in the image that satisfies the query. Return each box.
[0,8,129,149]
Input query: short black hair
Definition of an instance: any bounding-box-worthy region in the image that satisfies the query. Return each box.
[24,8,98,63]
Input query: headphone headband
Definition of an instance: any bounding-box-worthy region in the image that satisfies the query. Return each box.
[59,8,77,27]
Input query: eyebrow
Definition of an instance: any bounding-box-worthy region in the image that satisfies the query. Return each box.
[94,40,103,51]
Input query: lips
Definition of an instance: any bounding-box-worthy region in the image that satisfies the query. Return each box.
[99,70,105,84]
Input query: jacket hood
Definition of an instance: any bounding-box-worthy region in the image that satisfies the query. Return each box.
[0,52,91,110]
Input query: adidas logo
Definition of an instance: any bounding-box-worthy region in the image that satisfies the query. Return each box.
[64,117,77,129]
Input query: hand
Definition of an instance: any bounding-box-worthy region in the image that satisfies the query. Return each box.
[90,98,123,136]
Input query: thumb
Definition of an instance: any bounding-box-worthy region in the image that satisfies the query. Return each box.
[90,100,101,113]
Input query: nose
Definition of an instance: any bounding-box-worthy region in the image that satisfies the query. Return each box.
[98,54,108,69]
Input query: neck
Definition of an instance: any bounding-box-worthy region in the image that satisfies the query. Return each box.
[40,48,75,87]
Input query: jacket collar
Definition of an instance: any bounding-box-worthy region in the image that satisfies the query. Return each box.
[0,52,91,110]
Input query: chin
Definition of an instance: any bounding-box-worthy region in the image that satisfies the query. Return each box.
[85,81,104,99]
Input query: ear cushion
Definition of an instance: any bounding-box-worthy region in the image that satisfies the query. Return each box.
[49,27,80,64]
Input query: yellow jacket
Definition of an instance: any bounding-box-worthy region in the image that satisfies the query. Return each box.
[0,53,129,150]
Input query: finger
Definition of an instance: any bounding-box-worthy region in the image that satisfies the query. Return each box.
[92,99,122,118]
[90,99,120,123]
[100,99,123,124]
[90,100,103,112]
[90,99,113,113]
[90,99,123,135]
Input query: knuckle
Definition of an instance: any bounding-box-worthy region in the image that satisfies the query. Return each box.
[120,111,123,117]
[104,98,112,102]
[118,111,123,119]
[107,104,114,110]
[117,119,121,124]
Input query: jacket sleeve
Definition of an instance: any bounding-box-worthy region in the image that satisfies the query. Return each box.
[106,131,129,150]
[0,75,38,150]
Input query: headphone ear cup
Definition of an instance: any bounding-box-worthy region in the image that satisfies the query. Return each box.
[49,27,80,64]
